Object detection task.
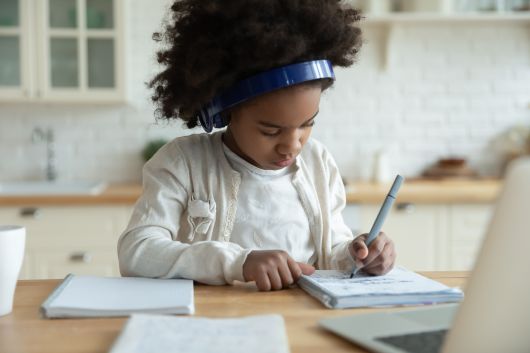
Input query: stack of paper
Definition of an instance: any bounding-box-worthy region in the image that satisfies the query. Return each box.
[298,266,463,309]
[41,274,194,318]
[109,314,290,353]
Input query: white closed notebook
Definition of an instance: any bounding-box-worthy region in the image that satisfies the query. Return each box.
[41,274,194,318]
[109,314,290,353]
[298,266,463,309]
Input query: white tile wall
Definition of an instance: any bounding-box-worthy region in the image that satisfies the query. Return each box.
[0,1,529,183]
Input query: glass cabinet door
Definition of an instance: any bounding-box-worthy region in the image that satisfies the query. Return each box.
[0,0,122,101]
[45,0,119,95]
[86,0,113,29]
[47,0,79,90]
[87,38,114,88]
[0,36,20,86]
[49,0,77,28]
[0,0,19,26]
[0,0,21,88]
[50,37,78,87]
[86,0,116,89]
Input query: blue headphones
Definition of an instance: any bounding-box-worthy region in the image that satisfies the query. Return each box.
[198,59,335,133]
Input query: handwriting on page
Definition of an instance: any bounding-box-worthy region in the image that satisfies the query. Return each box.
[309,267,451,297]
[110,314,290,353]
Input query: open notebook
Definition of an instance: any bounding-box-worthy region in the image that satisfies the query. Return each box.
[41,274,194,318]
[298,266,463,309]
[109,313,290,353]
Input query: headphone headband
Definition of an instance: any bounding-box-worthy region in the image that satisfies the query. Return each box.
[198,59,335,133]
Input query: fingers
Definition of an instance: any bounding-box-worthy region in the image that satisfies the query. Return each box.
[362,232,389,265]
[287,257,303,281]
[243,250,312,291]
[278,258,296,285]
[350,232,396,276]
[351,234,369,261]
[268,269,284,291]
[253,269,271,291]
[270,258,311,290]
[297,262,316,276]
[363,240,396,276]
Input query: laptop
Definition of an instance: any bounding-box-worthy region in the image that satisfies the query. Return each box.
[320,157,530,353]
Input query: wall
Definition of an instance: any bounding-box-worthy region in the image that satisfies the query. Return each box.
[0,0,529,183]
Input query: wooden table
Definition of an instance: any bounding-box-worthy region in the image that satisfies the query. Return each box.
[0,272,468,353]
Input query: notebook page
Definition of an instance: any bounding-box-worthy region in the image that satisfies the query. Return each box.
[306,267,456,297]
[50,276,193,311]
[109,314,290,353]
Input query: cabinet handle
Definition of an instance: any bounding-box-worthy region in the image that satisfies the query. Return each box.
[20,207,41,218]
[396,202,416,213]
[69,252,92,263]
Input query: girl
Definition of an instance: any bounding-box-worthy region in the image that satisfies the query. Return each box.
[118,0,396,291]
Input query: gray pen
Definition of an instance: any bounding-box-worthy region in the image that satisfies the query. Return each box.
[350,174,404,278]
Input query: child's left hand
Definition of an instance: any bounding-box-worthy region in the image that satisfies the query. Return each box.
[349,232,396,275]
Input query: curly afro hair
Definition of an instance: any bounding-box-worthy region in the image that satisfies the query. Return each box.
[149,0,363,129]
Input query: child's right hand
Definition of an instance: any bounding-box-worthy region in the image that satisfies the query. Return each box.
[242,250,315,291]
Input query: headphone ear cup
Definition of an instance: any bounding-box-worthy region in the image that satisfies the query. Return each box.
[198,108,213,133]
[212,113,228,129]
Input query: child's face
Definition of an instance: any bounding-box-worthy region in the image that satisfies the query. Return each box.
[225,84,321,170]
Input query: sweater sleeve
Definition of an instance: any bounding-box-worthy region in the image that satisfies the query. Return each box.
[324,151,357,271]
[117,143,251,285]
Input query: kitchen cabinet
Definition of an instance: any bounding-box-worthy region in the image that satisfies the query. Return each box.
[358,203,441,271]
[447,204,493,270]
[0,205,132,279]
[347,202,494,271]
[0,0,125,102]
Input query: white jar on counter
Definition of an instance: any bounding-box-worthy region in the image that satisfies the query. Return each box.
[372,149,394,183]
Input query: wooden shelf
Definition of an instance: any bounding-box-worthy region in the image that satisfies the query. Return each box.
[361,12,530,24]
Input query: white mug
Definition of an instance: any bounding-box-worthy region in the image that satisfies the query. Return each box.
[0,225,26,316]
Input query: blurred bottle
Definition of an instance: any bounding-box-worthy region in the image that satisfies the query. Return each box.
[373,149,393,183]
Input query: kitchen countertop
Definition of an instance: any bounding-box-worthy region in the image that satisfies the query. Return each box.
[0,178,502,206]
[0,184,143,206]
[346,178,502,204]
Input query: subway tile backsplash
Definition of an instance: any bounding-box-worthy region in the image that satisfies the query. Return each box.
[0,0,529,183]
